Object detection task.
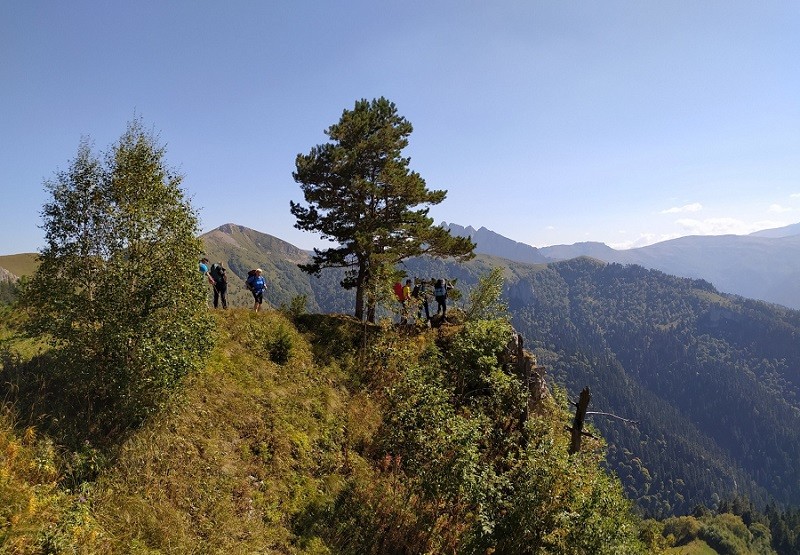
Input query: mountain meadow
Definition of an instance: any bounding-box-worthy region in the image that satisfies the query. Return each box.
[3,223,800,553]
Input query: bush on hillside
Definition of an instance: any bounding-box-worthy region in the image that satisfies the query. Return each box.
[18,119,213,446]
[300,316,647,553]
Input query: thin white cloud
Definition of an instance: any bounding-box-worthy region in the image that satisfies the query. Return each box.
[769,204,793,213]
[791,193,800,199]
[675,218,786,236]
[661,202,702,214]
[611,216,792,250]
[609,232,681,250]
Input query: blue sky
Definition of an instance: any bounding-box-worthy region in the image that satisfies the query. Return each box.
[2,1,799,255]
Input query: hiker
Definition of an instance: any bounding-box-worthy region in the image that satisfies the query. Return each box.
[412,278,430,322]
[434,278,449,319]
[199,257,215,306]
[393,281,405,323]
[401,279,413,324]
[393,281,404,304]
[210,261,228,309]
[246,268,267,312]
[199,257,211,281]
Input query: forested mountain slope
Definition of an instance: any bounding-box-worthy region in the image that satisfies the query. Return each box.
[444,222,800,309]
[507,258,800,516]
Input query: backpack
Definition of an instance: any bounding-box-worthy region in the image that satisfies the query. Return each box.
[210,263,225,284]
[246,269,258,291]
[393,282,404,302]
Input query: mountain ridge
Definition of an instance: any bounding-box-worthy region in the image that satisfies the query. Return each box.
[197,223,800,517]
[442,222,800,309]
[8,221,799,310]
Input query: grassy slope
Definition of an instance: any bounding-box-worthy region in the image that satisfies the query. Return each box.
[666,541,718,554]
[88,309,364,553]
[0,308,367,553]
[0,254,38,279]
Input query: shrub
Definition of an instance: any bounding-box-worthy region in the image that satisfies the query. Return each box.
[20,119,214,444]
[267,324,293,365]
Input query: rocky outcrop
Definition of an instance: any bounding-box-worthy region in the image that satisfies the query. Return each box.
[503,331,548,412]
[0,267,18,283]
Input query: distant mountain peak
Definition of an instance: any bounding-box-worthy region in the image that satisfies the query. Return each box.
[202,224,309,262]
[442,221,800,308]
[748,221,800,238]
[442,222,550,264]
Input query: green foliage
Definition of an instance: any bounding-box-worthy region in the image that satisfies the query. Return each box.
[639,518,672,552]
[291,97,474,321]
[0,281,17,305]
[662,511,776,555]
[19,118,214,443]
[281,294,308,318]
[446,318,516,397]
[235,311,304,368]
[266,323,294,364]
[353,320,647,553]
[0,304,668,553]
[465,266,508,321]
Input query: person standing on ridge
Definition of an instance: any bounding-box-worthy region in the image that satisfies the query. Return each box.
[199,257,211,279]
[210,261,228,309]
[199,257,215,306]
[434,278,449,320]
[401,279,413,325]
[412,278,431,323]
[393,280,405,322]
[246,268,267,312]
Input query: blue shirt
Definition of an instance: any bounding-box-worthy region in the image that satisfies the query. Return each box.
[249,275,266,294]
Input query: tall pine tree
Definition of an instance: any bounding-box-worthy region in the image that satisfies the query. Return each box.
[291,97,474,321]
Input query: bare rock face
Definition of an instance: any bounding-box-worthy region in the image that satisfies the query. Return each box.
[0,267,18,283]
[502,331,549,411]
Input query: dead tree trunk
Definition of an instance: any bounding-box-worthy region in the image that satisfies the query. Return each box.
[568,387,592,455]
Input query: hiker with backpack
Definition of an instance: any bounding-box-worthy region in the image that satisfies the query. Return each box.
[210,262,228,309]
[199,258,214,285]
[246,268,267,313]
[401,279,413,324]
[412,278,431,323]
[434,278,450,320]
[393,280,405,323]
